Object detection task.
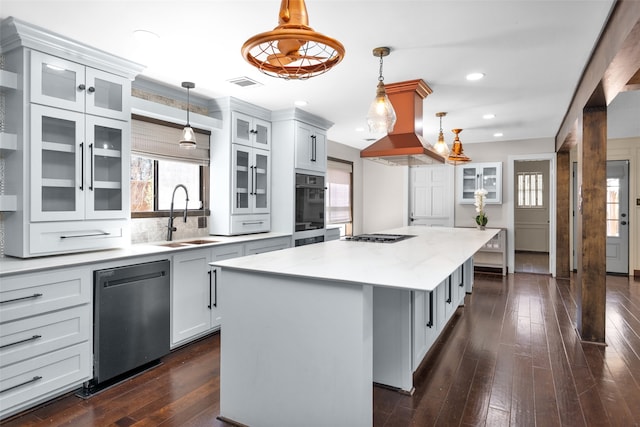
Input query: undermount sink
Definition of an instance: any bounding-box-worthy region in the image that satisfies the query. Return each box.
[182,239,219,245]
[157,239,218,248]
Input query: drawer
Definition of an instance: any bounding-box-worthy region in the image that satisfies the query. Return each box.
[229,214,270,235]
[0,342,91,419]
[0,267,90,323]
[245,236,291,255]
[29,219,129,256]
[0,305,91,368]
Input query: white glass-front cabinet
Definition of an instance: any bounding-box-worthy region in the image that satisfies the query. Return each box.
[30,104,128,221]
[31,50,130,121]
[457,162,502,204]
[231,145,270,215]
[294,121,327,173]
[231,111,270,150]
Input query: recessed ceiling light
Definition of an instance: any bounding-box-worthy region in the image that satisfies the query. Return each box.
[466,72,485,81]
[483,113,495,119]
[133,29,160,42]
[355,127,365,132]
[493,132,503,137]
[294,100,308,107]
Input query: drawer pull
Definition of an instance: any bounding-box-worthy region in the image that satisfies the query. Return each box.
[241,221,264,225]
[0,335,42,349]
[0,376,43,394]
[0,293,43,304]
[60,231,111,239]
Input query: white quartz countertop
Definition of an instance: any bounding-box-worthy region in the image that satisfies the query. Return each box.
[211,226,499,292]
[0,232,291,276]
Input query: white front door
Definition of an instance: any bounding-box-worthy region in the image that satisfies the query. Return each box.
[409,165,454,227]
[572,160,629,273]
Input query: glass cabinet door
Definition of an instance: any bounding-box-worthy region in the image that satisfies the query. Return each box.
[231,112,253,147]
[231,145,251,214]
[253,118,271,150]
[85,68,130,121]
[85,116,129,219]
[461,166,478,202]
[30,104,85,221]
[253,149,270,213]
[481,166,498,201]
[31,50,85,113]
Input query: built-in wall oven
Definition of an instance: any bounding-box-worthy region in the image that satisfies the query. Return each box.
[295,173,325,246]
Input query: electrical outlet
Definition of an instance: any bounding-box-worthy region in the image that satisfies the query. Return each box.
[198,216,207,228]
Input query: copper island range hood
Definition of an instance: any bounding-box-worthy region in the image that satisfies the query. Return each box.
[360,79,444,166]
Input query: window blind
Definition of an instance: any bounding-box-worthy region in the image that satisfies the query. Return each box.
[131,117,210,165]
[326,159,353,224]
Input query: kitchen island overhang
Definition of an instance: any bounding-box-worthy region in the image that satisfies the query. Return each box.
[211,226,498,427]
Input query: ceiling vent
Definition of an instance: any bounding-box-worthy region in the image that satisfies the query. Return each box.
[227,76,262,88]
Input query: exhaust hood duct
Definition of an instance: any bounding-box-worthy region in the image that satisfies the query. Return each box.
[360,79,444,166]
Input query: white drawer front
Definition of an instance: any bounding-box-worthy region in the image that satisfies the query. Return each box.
[0,267,90,323]
[29,220,129,256]
[245,237,291,255]
[230,214,270,235]
[0,305,91,368]
[0,342,91,419]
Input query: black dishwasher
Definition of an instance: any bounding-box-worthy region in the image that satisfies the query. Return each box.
[90,260,170,392]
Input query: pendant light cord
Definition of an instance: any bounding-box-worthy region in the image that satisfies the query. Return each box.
[378,53,384,82]
[186,87,191,126]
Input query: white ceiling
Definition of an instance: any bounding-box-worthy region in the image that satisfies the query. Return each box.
[3,0,637,149]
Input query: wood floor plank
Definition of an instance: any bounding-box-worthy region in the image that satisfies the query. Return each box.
[4,275,640,427]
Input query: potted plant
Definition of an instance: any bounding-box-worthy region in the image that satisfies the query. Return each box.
[474,188,488,230]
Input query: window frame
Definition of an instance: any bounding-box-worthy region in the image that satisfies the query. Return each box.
[326,156,354,236]
[516,171,545,209]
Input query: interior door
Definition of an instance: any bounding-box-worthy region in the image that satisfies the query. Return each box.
[573,160,629,273]
[409,165,454,227]
[606,160,629,274]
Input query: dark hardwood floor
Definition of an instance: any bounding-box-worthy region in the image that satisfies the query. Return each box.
[3,273,639,426]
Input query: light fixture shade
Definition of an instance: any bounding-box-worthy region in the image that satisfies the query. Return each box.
[180,125,197,149]
[447,128,471,165]
[241,0,345,80]
[433,131,450,156]
[367,81,397,133]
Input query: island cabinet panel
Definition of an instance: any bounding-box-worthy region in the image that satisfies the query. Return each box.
[219,270,373,427]
[0,266,92,419]
[412,289,439,372]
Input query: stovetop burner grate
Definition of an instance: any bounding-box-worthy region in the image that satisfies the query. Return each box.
[345,233,415,243]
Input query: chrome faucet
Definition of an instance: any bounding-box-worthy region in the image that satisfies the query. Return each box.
[167,184,189,241]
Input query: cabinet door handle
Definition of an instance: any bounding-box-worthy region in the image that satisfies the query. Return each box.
[0,376,43,394]
[459,264,465,287]
[89,143,94,191]
[250,165,255,195]
[79,142,84,190]
[0,335,42,349]
[0,293,43,304]
[311,135,317,162]
[427,291,434,328]
[78,84,86,91]
[208,270,212,309]
[213,269,218,308]
[87,86,95,93]
[446,276,452,304]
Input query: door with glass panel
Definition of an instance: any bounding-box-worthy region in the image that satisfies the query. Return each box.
[605,160,629,274]
[572,160,629,273]
[252,149,270,213]
[231,145,251,214]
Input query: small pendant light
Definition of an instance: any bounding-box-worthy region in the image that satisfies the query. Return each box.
[367,47,396,134]
[447,128,471,165]
[180,81,197,149]
[433,112,450,157]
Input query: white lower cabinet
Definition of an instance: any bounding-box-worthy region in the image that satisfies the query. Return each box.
[244,236,292,254]
[0,267,91,419]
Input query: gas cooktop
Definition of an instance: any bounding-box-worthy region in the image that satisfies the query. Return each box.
[344,233,415,243]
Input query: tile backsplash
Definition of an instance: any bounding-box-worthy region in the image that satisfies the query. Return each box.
[130,216,210,244]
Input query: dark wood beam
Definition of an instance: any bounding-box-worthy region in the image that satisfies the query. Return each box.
[576,106,607,344]
[555,151,571,278]
[556,0,640,151]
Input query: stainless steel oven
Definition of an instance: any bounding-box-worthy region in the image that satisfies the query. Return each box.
[295,173,325,232]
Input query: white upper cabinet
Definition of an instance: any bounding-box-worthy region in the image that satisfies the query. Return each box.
[294,121,327,173]
[230,145,270,215]
[457,162,502,204]
[231,111,271,150]
[31,50,130,121]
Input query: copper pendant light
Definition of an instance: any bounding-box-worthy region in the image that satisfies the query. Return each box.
[447,128,471,164]
[241,0,345,80]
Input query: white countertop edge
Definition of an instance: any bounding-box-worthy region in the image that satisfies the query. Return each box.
[0,232,291,276]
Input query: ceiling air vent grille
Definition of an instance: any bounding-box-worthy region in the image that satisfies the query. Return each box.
[227,76,262,88]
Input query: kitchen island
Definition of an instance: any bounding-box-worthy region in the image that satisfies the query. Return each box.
[211,226,498,427]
